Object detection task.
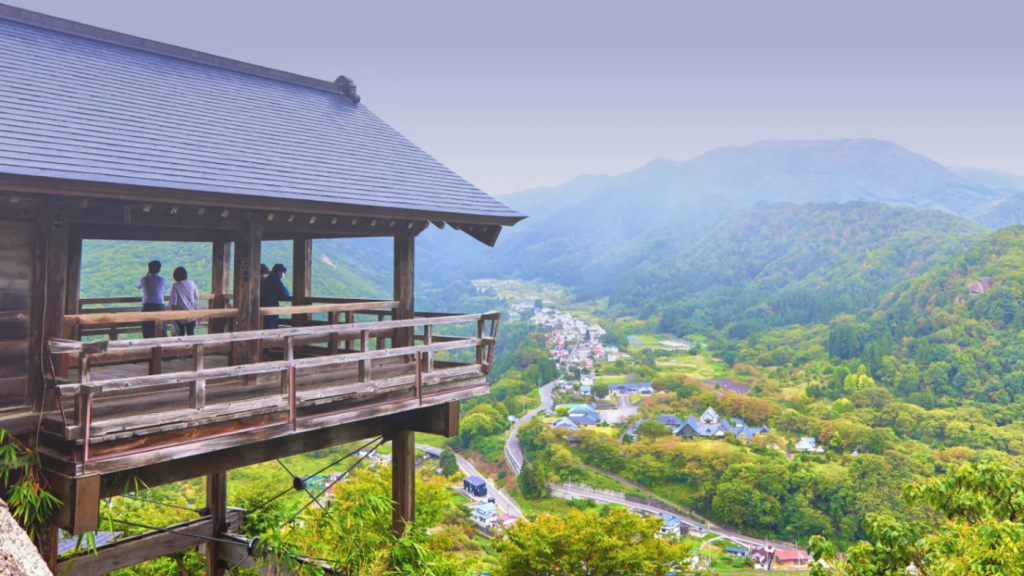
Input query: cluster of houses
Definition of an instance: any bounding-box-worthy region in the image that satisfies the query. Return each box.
[629,407,772,444]
[525,305,609,372]
[726,545,810,569]
[578,381,654,397]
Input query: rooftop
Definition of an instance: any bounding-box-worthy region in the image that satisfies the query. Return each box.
[0,5,524,239]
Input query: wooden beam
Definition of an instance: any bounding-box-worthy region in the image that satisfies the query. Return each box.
[55,511,243,576]
[291,238,312,326]
[64,307,239,326]
[206,472,228,576]
[47,472,101,534]
[391,428,415,536]
[259,301,397,315]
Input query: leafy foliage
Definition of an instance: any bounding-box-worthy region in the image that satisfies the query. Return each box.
[810,462,1024,576]
[494,508,686,576]
[0,429,60,545]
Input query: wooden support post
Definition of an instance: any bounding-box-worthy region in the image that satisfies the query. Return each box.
[393,234,414,363]
[42,523,60,573]
[391,429,415,536]
[233,222,261,365]
[39,206,69,407]
[75,353,92,461]
[206,472,228,576]
[190,344,206,410]
[60,231,83,378]
[292,238,312,326]
[281,335,294,394]
[210,240,230,334]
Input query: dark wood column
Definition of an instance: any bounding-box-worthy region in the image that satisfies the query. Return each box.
[391,429,415,535]
[210,240,230,333]
[232,221,261,362]
[393,234,415,348]
[291,238,312,326]
[205,471,228,576]
[34,202,69,401]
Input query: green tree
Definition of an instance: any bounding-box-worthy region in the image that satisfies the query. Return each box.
[495,509,685,576]
[517,462,549,500]
[439,448,459,477]
[592,382,610,398]
[635,420,670,440]
[810,462,1024,576]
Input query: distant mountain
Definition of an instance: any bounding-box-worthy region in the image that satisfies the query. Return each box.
[470,139,1010,297]
[615,202,987,336]
[954,167,1024,195]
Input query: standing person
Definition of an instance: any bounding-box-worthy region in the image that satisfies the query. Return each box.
[260,263,270,281]
[137,260,166,338]
[260,263,290,329]
[169,266,200,336]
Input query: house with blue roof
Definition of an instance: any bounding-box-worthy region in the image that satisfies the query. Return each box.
[471,503,499,527]
[608,383,654,396]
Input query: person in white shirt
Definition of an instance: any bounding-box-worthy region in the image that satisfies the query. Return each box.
[168,266,200,336]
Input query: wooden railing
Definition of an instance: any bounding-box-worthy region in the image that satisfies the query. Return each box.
[48,311,501,462]
[72,294,235,341]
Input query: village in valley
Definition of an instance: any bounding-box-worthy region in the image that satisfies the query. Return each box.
[453,283,817,571]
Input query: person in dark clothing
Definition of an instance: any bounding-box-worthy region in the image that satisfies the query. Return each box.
[137,260,166,338]
[260,263,290,329]
[260,263,270,281]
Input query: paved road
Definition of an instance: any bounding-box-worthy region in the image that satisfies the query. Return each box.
[551,484,798,551]
[417,443,522,518]
[504,381,555,474]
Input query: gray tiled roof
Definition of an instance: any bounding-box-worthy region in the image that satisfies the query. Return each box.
[0,6,524,225]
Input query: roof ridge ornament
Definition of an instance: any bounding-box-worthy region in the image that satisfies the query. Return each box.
[334,76,360,103]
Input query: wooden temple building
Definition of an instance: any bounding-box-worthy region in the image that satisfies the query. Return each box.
[0,5,523,574]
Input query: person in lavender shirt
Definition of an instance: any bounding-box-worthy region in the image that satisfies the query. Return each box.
[137,260,167,338]
[169,266,200,336]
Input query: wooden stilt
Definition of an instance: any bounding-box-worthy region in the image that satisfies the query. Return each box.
[205,471,228,576]
[391,429,415,536]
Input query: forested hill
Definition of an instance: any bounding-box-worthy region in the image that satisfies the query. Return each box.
[836,225,1024,405]
[461,139,1016,295]
[617,202,987,336]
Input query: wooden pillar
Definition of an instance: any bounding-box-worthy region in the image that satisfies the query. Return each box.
[59,231,83,378]
[393,234,415,350]
[205,472,228,576]
[291,238,312,326]
[232,222,261,363]
[210,240,230,334]
[391,429,415,535]
[34,203,68,406]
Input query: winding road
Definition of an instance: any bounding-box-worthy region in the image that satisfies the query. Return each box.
[418,444,522,518]
[504,381,555,474]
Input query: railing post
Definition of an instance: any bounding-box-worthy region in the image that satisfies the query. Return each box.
[76,352,92,464]
[375,312,387,350]
[476,319,486,365]
[149,346,162,375]
[281,336,294,395]
[328,311,340,354]
[423,324,434,373]
[190,343,206,410]
[345,311,354,351]
[359,330,371,383]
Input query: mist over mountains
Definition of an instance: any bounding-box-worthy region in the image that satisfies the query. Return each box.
[420,138,1024,300]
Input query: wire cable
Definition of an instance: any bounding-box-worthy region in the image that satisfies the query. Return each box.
[276,459,325,511]
[282,436,384,526]
[247,436,383,514]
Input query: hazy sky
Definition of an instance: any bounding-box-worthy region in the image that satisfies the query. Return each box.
[10,0,1024,194]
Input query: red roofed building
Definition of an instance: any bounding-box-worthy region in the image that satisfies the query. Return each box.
[774,549,809,567]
